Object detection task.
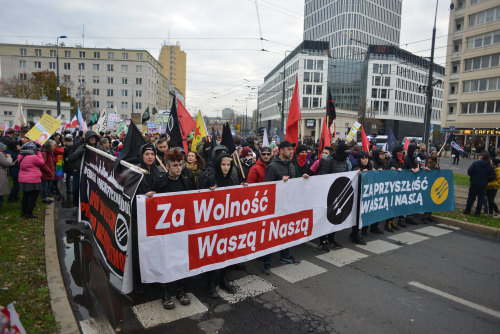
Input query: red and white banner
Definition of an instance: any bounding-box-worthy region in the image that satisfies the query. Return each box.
[137,171,359,283]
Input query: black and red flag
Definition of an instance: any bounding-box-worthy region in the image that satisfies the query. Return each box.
[326,88,336,128]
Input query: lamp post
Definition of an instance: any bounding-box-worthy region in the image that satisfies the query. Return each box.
[281,50,293,131]
[56,35,67,117]
[422,0,439,146]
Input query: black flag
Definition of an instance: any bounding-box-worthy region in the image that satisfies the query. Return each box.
[326,88,336,128]
[221,122,236,155]
[142,107,150,124]
[114,122,147,171]
[167,99,183,149]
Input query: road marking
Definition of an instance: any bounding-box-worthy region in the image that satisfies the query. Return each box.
[409,281,500,320]
[80,317,115,334]
[437,223,461,230]
[132,293,208,328]
[218,274,275,304]
[316,248,369,267]
[387,232,429,245]
[414,226,453,237]
[272,260,327,283]
[354,239,401,254]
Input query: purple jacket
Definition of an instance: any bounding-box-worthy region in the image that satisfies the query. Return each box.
[18,151,44,184]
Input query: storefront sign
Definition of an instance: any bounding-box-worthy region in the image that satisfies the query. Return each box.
[456,128,500,136]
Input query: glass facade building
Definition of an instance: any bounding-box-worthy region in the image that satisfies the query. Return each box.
[304,0,402,59]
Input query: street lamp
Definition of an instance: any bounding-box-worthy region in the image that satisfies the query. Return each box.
[56,35,67,117]
[281,50,293,131]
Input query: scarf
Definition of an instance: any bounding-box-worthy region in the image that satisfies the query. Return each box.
[396,152,404,164]
[186,162,198,172]
[296,154,307,167]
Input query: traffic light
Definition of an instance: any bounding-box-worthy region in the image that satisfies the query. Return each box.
[258,127,265,136]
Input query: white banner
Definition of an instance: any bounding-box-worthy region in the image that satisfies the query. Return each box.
[136,171,359,283]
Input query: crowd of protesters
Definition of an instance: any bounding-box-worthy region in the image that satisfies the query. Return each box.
[1,124,499,311]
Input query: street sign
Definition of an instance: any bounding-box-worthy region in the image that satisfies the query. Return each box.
[449,126,455,131]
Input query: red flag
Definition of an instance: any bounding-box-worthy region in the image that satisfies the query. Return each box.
[404,137,410,151]
[285,76,301,147]
[361,126,370,152]
[333,121,336,139]
[177,99,196,152]
[318,116,332,156]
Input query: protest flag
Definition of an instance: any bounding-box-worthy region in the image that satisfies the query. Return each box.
[221,122,236,154]
[88,112,99,126]
[403,137,410,151]
[167,99,183,149]
[326,88,336,128]
[361,125,370,152]
[318,115,332,156]
[177,99,196,152]
[285,76,301,147]
[386,127,397,153]
[446,131,457,144]
[142,107,150,124]
[191,111,208,152]
[262,128,269,147]
[77,108,88,131]
[114,122,147,170]
[13,103,26,130]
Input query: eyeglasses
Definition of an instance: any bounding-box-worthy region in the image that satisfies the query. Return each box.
[261,153,271,156]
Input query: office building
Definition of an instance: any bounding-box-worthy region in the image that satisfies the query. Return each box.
[158,43,187,100]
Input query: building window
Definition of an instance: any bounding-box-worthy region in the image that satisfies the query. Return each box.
[78,75,85,83]
[136,53,143,61]
[78,63,85,70]
[3,111,13,116]
[469,6,500,27]
[107,64,114,71]
[302,97,309,108]
[373,64,379,73]
[107,101,114,108]
[19,60,26,68]
[313,72,321,82]
[49,62,56,69]
[136,102,142,109]
[79,51,86,58]
[463,77,500,92]
[64,50,71,58]
[20,48,26,56]
[93,76,99,83]
[122,77,128,85]
[19,73,27,80]
[120,65,128,72]
[135,90,142,97]
[64,62,70,70]
[93,89,99,96]
[467,29,500,49]
[107,77,114,84]
[93,101,100,108]
[304,72,311,82]
[34,61,41,69]
[136,65,142,73]
[35,49,41,56]
[122,52,128,60]
[136,78,142,85]
[312,97,319,108]
[107,89,114,96]
[108,52,114,60]
[121,102,128,109]
[63,75,70,83]
[315,85,322,95]
[384,77,390,86]
[94,52,100,59]
[371,88,378,98]
[50,50,56,57]
[317,60,323,70]
[121,89,128,97]
[93,64,99,70]
[306,59,314,70]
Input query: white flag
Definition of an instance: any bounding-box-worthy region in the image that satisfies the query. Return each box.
[262,128,269,147]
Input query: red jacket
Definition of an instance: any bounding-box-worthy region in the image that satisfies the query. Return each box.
[41,150,55,181]
[247,159,267,184]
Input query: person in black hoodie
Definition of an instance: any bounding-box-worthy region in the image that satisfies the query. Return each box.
[368,149,389,233]
[387,145,408,228]
[403,144,422,225]
[464,152,496,216]
[5,139,20,203]
[205,152,247,298]
[293,145,313,177]
[351,151,371,244]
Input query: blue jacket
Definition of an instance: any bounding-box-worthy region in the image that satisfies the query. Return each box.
[467,159,495,187]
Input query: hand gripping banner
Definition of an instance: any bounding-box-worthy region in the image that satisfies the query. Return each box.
[136,171,359,284]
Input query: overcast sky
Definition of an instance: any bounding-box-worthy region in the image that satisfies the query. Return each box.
[1,0,451,117]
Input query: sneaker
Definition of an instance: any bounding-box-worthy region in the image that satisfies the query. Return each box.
[261,263,271,275]
[162,294,175,310]
[493,213,500,219]
[176,288,191,306]
[319,241,330,253]
[280,256,300,264]
[350,234,367,245]
[220,282,237,294]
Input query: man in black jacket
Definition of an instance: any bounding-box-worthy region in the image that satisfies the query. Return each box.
[464,152,496,216]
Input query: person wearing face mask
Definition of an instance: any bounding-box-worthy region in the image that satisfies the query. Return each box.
[318,142,352,252]
[310,146,333,175]
[247,147,272,183]
[239,146,254,182]
[293,145,313,177]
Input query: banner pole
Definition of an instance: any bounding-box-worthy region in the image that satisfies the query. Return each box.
[86,145,148,174]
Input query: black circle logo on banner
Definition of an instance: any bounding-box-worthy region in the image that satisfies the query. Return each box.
[114,213,129,252]
[326,176,354,225]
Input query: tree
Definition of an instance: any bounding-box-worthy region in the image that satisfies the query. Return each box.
[75,82,97,121]
[357,98,383,135]
[1,70,78,116]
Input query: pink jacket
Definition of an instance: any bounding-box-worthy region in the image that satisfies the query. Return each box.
[18,152,44,184]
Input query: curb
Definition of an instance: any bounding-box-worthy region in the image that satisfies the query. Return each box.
[433,214,500,238]
[44,203,80,334]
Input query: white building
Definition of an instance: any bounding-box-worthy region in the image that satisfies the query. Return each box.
[0,96,71,123]
[0,43,178,120]
[364,45,444,139]
[304,0,402,59]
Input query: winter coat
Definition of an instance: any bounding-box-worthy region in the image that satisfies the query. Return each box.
[41,150,55,181]
[206,152,238,188]
[0,152,13,196]
[372,149,389,170]
[467,159,496,187]
[67,131,102,171]
[404,144,419,170]
[487,166,500,190]
[318,156,352,175]
[5,148,20,178]
[247,158,267,184]
[63,142,74,173]
[264,155,295,182]
[18,151,44,184]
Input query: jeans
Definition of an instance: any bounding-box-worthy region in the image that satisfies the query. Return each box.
[262,248,291,265]
[72,170,80,208]
[8,177,19,202]
[41,180,52,201]
[464,184,487,215]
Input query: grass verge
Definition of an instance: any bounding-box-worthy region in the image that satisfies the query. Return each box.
[453,173,469,187]
[435,209,500,229]
[0,198,59,333]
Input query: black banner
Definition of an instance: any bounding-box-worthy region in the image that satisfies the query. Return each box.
[79,147,143,291]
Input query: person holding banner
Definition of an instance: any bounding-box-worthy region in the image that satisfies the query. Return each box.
[18,142,44,218]
[387,145,408,229]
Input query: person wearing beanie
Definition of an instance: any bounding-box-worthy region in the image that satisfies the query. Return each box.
[239,146,254,182]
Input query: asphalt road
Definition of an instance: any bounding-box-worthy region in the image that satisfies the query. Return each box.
[54,187,500,334]
[439,156,472,175]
